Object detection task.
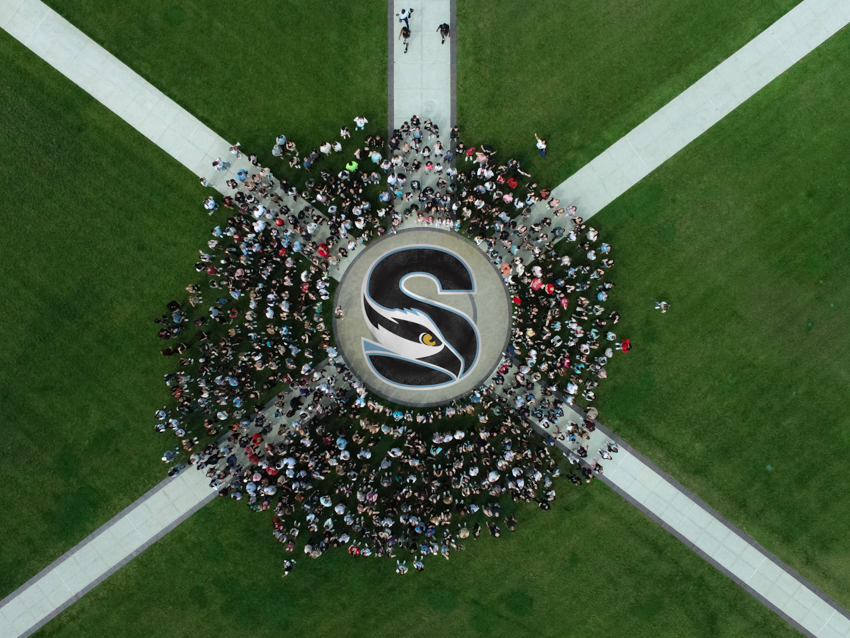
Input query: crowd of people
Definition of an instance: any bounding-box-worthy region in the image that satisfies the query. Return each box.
[154,113,626,574]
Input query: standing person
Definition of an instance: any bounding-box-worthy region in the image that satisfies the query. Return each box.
[354,115,368,131]
[437,22,450,44]
[399,25,411,54]
[534,133,547,157]
[396,7,413,28]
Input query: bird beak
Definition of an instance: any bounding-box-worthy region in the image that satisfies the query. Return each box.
[427,345,463,380]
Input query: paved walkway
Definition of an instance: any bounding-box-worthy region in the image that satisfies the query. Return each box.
[2,0,850,636]
[535,401,850,638]
[476,355,850,637]
[0,470,214,638]
[0,0,251,192]
[390,0,454,136]
[0,358,352,638]
[531,0,850,221]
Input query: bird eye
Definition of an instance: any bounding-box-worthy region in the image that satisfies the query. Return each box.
[420,333,437,346]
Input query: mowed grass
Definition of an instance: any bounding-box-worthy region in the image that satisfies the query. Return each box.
[0,0,386,597]
[0,34,213,596]
[35,484,800,638]
[457,0,801,189]
[592,26,850,605]
[41,0,387,168]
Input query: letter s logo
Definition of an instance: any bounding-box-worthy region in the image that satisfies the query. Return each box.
[361,247,480,388]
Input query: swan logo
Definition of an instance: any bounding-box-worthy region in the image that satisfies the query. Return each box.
[361,246,480,389]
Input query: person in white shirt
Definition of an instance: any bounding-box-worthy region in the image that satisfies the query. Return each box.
[396,7,413,27]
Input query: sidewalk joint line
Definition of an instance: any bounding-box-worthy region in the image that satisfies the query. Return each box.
[746,556,767,585]
[627,139,649,169]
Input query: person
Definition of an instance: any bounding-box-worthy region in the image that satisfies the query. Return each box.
[437,22,450,44]
[396,7,413,27]
[354,115,368,130]
[534,133,547,157]
[399,25,411,54]
[157,112,626,575]
[655,300,670,313]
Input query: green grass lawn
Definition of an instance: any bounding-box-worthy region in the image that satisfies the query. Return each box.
[35,484,800,638]
[457,0,801,189]
[0,0,385,598]
[591,26,850,606]
[41,0,387,169]
[0,33,212,596]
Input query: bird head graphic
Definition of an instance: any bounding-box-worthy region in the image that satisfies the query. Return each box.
[362,295,464,380]
[357,246,480,389]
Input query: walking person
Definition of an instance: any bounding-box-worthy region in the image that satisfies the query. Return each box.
[396,7,413,28]
[534,133,547,157]
[437,22,450,44]
[399,25,411,54]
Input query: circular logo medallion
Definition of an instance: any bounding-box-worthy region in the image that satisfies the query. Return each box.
[334,229,511,406]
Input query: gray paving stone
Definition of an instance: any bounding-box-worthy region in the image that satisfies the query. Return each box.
[673,515,705,544]
[727,556,758,583]
[684,505,713,529]
[705,518,731,543]
[756,557,784,584]
[52,555,90,594]
[819,624,845,638]
[739,543,768,571]
[802,598,836,630]
[764,583,793,610]
[657,502,688,528]
[795,586,822,611]
[668,490,696,517]
[693,530,722,557]
[0,611,16,636]
[720,530,748,556]
[607,469,635,493]
[650,477,679,503]
[8,608,36,637]
[643,492,670,516]
[634,467,663,490]
[775,571,803,597]
[747,570,775,595]
[823,612,850,637]
[711,544,739,570]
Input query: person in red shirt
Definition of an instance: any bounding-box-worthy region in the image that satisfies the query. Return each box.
[617,338,631,352]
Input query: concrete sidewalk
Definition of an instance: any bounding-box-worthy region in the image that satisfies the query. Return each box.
[528,0,850,222]
[390,0,454,137]
[0,470,215,638]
